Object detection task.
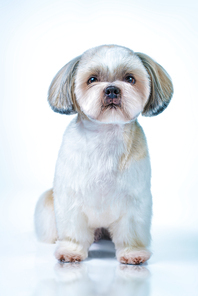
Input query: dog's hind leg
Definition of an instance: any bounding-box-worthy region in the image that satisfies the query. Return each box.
[34,189,58,243]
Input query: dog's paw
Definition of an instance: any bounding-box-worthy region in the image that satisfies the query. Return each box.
[54,240,87,263]
[117,249,151,265]
[57,253,83,263]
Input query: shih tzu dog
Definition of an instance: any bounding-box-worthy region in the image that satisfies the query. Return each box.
[34,45,173,264]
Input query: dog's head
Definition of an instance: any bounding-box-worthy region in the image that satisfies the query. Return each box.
[48,45,173,123]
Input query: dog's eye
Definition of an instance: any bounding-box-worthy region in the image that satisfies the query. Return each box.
[125,75,136,84]
[87,77,98,84]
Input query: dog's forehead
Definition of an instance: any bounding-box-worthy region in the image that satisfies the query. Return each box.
[80,45,140,73]
[91,45,133,65]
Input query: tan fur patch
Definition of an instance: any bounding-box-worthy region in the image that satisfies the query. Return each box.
[76,111,91,123]
[119,121,148,171]
[44,189,54,209]
[136,52,173,116]
[48,56,81,114]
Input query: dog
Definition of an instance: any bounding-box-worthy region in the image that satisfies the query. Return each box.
[34,45,173,264]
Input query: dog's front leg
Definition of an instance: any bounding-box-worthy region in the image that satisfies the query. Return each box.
[54,195,94,262]
[110,201,152,265]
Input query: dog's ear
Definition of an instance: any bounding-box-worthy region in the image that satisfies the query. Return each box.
[48,55,81,114]
[136,52,173,116]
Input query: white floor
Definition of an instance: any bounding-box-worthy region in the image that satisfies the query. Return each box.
[0,226,197,296]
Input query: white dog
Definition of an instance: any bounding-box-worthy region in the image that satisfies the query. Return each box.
[34,45,173,264]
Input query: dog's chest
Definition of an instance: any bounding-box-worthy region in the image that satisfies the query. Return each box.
[81,123,124,187]
[60,120,125,197]
[85,126,123,170]
[55,118,151,225]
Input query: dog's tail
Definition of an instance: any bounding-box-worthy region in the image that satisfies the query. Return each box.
[34,189,58,243]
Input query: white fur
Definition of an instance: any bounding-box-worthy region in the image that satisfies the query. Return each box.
[34,189,57,243]
[35,118,152,263]
[34,45,173,264]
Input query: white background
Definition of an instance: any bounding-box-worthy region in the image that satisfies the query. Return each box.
[0,1,198,295]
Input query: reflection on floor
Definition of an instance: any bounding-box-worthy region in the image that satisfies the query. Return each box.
[0,229,198,296]
[33,240,151,296]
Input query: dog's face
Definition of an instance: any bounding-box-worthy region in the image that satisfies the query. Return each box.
[48,45,173,123]
[75,45,150,123]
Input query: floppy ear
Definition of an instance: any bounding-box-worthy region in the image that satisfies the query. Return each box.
[48,55,81,114]
[136,53,173,116]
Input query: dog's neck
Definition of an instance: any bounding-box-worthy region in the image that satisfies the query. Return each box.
[76,114,137,134]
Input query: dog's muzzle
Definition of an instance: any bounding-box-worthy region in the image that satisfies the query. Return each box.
[104,86,121,107]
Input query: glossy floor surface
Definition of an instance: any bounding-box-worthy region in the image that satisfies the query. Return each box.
[0,227,197,296]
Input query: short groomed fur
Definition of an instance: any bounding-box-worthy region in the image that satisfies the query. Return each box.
[35,45,173,264]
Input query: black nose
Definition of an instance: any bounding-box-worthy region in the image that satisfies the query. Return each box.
[105,86,120,99]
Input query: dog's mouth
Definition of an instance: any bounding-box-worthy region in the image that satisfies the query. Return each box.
[101,102,121,111]
[109,103,119,109]
[102,88,122,111]
[101,103,121,110]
